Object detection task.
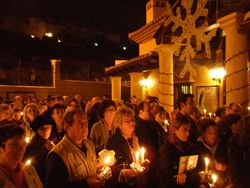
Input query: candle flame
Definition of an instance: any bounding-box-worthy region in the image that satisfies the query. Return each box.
[212,174,217,183]
[25,159,32,166]
[25,137,30,143]
[104,156,111,165]
[204,157,209,166]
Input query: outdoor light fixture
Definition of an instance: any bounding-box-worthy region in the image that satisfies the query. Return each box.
[45,32,53,37]
[140,79,153,87]
[209,67,226,84]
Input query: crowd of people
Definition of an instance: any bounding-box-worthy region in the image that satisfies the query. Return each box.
[0,93,249,188]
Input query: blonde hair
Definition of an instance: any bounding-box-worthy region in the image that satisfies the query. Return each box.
[113,106,134,130]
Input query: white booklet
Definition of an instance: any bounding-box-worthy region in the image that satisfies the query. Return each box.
[178,155,198,174]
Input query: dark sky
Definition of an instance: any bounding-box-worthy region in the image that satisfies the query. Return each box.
[1,0,148,37]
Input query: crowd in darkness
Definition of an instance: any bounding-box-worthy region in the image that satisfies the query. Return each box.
[0,93,249,188]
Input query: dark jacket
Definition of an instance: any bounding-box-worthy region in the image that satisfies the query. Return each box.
[135,117,159,187]
[24,134,50,183]
[158,137,199,188]
[106,129,142,188]
[194,139,228,173]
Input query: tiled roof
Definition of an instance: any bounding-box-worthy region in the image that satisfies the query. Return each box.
[128,13,167,44]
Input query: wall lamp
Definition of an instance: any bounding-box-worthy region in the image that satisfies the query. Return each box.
[140,79,153,87]
[209,68,226,84]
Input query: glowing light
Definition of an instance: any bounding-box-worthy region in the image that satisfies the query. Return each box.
[140,79,153,87]
[57,39,61,43]
[122,46,127,50]
[203,109,207,116]
[25,159,32,166]
[164,119,169,125]
[209,68,226,83]
[94,42,98,47]
[208,112,212,118]
[135,151,140,164]
[248,106,250,111]
[140,147,145,163]
[25,137,30,143]
[104,156,111,165]
[31,35,35,38]
[204,157,209,173]
[20,111,24,116]
[45,32,53,37]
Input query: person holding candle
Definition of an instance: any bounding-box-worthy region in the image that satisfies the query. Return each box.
[45,108,102,188]
[0,120,43,188]
[195,119,228,168]
[106,107,149,188]
[90,100,117,154]
[24,113,55,184]
[158,116,199,188]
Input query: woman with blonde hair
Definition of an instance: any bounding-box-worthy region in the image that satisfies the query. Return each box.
[21,103,39,140]
[106,107,148,188]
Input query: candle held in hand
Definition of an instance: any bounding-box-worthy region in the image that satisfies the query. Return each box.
[140,147,145,163]
[204,157,209,174]
[135,151,140,164]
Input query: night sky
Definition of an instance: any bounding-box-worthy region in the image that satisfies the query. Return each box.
[1,0,148,37]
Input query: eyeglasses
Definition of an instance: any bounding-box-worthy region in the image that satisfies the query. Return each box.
[123,118,135,125]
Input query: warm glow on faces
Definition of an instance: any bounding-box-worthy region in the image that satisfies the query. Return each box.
[37,125,52,140]
[203,125,218,147]
[140,103,151,120]
[52,109,65,124]
[0,136,27,168]
[120,114,135,138]
[67,114,88,145]
[104,106,116,123]
[182,97,195,115]
[175,124,190,142]
[25,107,35,122]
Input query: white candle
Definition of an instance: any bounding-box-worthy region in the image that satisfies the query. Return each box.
[204,157,209,174]
[140,147,145,163]
[203,109,207,117]
[209,112,212,118]
[135,151,140,164]
[211,174,217,187]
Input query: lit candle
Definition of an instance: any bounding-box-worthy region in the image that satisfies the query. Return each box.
[203,109,207,117]
[135,151,140,164]
[204,157,209,174]
[209,112,212,118]
[211,174,217,187]
[104,156,111,166]
[25,159,32,166]
[140,147,145,163]
[25,137,30,143]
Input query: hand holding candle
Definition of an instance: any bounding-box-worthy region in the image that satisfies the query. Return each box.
[211,173,217,188]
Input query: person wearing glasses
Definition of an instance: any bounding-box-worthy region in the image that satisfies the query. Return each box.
[106,107,149,188]
[0,120,43,188]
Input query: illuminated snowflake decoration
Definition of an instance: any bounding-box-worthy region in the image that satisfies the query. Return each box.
[164,0,216,78]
